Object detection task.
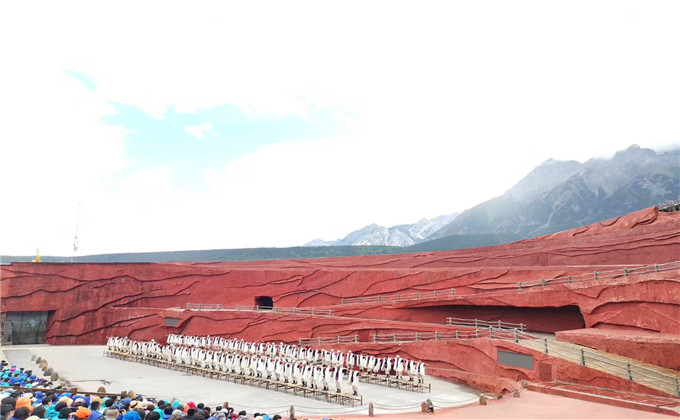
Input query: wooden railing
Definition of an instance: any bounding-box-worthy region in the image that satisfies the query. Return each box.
[340,288,455,305]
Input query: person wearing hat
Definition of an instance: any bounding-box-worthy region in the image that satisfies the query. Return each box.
[15,398,33,413]
[73,408,91,420]
[58,398,73,408]
[103,410,118,420]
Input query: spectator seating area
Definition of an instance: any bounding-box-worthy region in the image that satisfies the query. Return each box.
[1,360,286,420]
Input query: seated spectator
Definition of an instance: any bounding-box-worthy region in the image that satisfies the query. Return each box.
[13,407,31,420]
[103,410,118,420]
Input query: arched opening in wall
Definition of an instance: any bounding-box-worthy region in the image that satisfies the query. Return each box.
[406,304,586,333]
[255,296,274,309]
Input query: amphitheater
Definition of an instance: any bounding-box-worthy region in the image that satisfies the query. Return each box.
[2,206,680,419]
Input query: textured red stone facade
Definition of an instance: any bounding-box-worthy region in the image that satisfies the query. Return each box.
[2,206,679,394]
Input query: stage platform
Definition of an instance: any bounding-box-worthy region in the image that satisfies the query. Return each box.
[2,345,478,417]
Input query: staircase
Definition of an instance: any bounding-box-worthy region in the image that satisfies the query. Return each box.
[511,335,680,397]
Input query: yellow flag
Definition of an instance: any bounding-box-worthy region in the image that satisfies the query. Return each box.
[32,249,41,263]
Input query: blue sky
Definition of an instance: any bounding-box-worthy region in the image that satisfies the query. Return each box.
[65,68,348,188]
[1,1,678,255]
[103,101,347,188]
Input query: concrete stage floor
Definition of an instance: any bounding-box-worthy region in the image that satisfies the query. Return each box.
[4,345,674,419]
[2,345,479,417]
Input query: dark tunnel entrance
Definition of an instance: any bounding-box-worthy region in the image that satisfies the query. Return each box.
[408,305,586,333]
[255,296,274,309]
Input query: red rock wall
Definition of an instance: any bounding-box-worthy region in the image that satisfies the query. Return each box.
[1,206,679,394]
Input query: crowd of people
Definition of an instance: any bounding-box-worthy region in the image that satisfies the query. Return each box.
[2,362,285,420]
[1,364,52,389]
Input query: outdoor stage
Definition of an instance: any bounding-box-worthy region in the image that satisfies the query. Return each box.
[2,345,479,417]
[3,345,677,419]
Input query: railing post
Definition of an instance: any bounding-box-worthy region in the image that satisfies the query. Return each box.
[541,278,545,286]
[476,329,480,339]
[256,305,259,310]
[568,275,572,284]
[359,297,363,303]
[372,334,376,343]
[298,338,302,346]
[318,337,321,346]
[594,272,598,280]
[474,319,478,329]
[623,268,628,277]
[435,331,439,341]
[397,293,400,301]
[489,327,494,339]
[355,335,359,343]
[311,308,315,316]
[341,298,345,304]
[655,264,659,273]
[198,304,202,311]
[518,282,522,290]
[292,307,297,314]
[626,362,632,380]
[415,292,419,300]
[337,336,340,344]
[580,349,586,365]
[514,328,518,343]
[434,290,437,298]
[544,338,548,354]
[415,332,419,342]
[455,331,459,339]
[377,295,381,303]
[498,320,502,329]
[329,310,333,317]
[393,334,397,343]
[674,376,679,396]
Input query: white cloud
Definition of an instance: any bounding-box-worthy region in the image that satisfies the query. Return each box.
[184,122,213,139]
[0,66,127,256]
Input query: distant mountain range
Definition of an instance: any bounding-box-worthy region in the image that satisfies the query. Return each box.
[306,144,679,247]
[3,144,676,264]
[304,213,458,247]
[428,144,679,240]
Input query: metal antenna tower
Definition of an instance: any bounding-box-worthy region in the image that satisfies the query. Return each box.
[71,203,81,263]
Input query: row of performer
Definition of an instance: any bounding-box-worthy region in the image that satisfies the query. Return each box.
[162,335,426,382]
[107,335,426,385]
[107,336,363,395]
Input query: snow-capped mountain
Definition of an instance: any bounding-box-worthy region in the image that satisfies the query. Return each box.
[304,213,458,247]
[428,145,679,240]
